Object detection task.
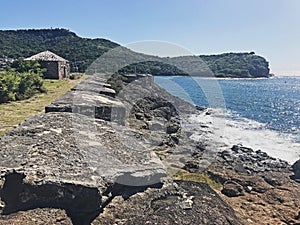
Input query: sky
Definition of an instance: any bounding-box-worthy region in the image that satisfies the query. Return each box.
[1,0,300,76]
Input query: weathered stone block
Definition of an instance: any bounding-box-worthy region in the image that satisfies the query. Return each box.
[45,91,125,125]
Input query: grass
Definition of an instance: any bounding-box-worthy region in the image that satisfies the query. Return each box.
[172,169,222,190]
[0,76,85,136]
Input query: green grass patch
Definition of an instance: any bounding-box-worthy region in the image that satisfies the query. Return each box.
[172,170,222,190]
[0,77,84,136]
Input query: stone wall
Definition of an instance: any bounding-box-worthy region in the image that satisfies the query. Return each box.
[58,61,70,79]
[40,61,70,80]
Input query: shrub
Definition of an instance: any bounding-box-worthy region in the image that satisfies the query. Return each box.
[0,60,45,103]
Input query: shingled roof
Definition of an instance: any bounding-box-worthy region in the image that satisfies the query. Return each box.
[25,50,68,62]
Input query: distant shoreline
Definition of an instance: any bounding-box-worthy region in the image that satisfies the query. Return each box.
[153,74,273,79]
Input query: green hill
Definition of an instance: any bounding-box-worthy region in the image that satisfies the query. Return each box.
[200,52,271,78]
[0,28,271,78]
[0,28,119,72]
[113,52,271,78]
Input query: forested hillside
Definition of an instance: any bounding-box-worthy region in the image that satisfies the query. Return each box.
[0,29,271,77]
[117,52,271,78]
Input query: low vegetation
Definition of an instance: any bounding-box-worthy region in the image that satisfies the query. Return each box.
[0,77,83,136]
[173,170,222,190]
[0,59,46,103]
[107,74,128,94]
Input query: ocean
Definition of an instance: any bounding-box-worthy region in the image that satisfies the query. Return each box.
[154,76,300,163]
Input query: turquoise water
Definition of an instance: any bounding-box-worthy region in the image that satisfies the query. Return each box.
[154,76,300,142]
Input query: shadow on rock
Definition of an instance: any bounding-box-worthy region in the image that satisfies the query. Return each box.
[1,172,101,225]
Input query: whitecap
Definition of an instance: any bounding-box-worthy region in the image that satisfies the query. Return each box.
[185,109,300,164]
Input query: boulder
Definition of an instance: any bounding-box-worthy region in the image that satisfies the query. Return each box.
[166,118,180,134]
[221,180,244,197]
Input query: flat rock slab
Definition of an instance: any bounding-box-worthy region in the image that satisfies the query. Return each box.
[77,77,112,88]
[71,80,115,97]
[0,112,165,186]
[0,113,166,222]
[45,91,125,124]
[84,75,107,83]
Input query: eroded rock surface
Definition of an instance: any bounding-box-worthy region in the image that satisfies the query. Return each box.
[45,75,126,124]
[0,112,167,184]
[0,208,72,225]
[94,180,242,225]
[0,112,166,224]
[71,76,116,97]
[45,91,125,124]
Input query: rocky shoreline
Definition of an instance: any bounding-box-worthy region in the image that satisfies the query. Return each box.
[0,74,299,225]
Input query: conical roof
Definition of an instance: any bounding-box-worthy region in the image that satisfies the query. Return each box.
[25,50,68,62]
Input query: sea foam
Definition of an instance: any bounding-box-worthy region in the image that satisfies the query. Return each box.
[185,109,300,164]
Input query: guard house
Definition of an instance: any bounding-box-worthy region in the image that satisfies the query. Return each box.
[25,50,70,79]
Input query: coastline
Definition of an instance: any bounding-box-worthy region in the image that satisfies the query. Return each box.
[154,75,300,162]
[154,74,273,80]
[0,74,299,224]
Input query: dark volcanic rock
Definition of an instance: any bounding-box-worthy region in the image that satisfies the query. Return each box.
[218,145,291,174]
[94,180,242,225]
[221,180,244,197]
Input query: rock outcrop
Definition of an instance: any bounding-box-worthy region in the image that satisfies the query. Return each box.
[0,74,243,224]
[1,73,298,225]
[221,180,244,197]
[0,112,167,224]
[185,144,300,225]
[45,90,126,124]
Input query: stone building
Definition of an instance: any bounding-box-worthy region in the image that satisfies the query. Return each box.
[25,50,70,79]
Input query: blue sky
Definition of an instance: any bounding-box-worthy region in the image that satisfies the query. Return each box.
[1,0,299,75]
